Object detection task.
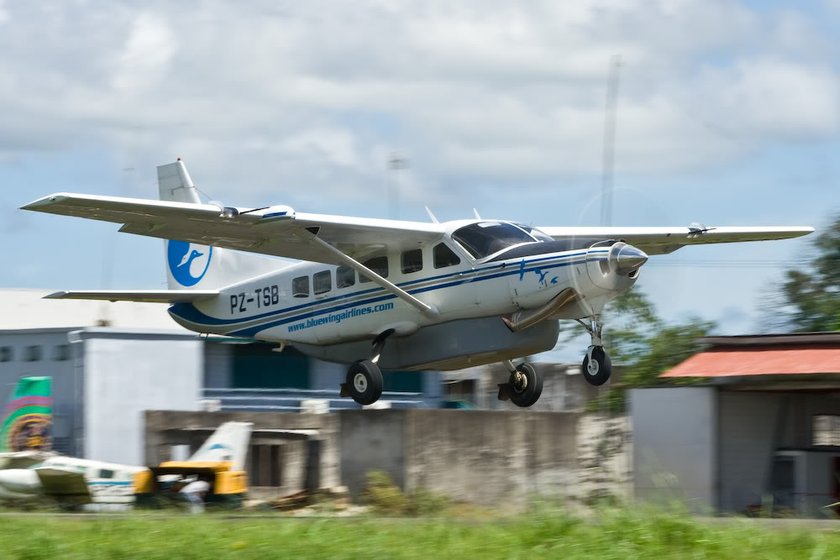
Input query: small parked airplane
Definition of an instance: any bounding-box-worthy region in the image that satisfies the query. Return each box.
[0,420,251,508]
[22,160,813,407]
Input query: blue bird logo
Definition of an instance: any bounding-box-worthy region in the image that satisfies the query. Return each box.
[167,240,212,286]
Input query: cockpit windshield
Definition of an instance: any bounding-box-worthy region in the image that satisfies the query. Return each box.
[451,221,541,259]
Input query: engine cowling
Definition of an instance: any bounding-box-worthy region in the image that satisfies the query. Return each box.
[586,241,648,291]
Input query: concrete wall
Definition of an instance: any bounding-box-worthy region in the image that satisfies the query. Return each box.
[146,409,578,507]
[631,387,717,512]
[85,333,202,465]
[340,409,579,507]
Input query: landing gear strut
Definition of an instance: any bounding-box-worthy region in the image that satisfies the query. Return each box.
[497,361,543,407]
[340,329,393,406]
[577,317,612,386]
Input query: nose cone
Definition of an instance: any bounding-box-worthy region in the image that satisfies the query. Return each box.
[614,244,648,273]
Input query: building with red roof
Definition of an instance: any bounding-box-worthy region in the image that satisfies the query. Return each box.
[632,332,840,517]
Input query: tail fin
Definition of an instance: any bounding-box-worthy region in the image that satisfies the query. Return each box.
[187,421,252,471]
[157,160,281,290]
[0,377,53,453]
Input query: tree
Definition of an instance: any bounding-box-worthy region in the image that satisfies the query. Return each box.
[777,215,840,332]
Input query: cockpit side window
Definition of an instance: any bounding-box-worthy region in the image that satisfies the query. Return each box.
[452,222,537,259]
[517,224,553,242]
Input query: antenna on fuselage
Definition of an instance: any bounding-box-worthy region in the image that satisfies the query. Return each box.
[425,206,440,224]
[473,208,482,220]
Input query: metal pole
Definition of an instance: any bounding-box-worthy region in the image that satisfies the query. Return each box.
[388,153,407,220]
[601,55,621,227]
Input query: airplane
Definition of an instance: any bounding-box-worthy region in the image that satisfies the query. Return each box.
[0,420,251,508]
[0,376,55,470]
[21,160,814,408]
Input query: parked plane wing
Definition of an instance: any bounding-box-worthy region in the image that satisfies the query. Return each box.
[537,225,814,255]
[35,467,92,504]
[22,193,445,264]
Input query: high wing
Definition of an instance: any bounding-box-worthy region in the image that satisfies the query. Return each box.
[0,450,56,470]
[537,226,814,255]
[34,467,92,504]
[22,193,446,265]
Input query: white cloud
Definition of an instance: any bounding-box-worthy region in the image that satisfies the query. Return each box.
[0,0,836,202]
[110,12,176,93]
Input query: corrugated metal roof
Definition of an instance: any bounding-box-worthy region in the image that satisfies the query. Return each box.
[661,345,840,378]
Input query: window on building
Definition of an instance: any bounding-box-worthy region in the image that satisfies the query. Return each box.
[52,344,70,361]
[359,256,388,283]
[813,415,840,446]
[336,265,355,289]
[0,346,12,362]
[23,345,42,362]
[292,276,310,298]
[434,243,461,268]
[313,270,332,295]
[401,249,423,274]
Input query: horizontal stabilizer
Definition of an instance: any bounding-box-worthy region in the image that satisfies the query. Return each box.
[45,290,218,303]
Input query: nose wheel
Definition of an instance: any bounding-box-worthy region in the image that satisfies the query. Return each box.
[582,346,611,386]
[576,316,612,386]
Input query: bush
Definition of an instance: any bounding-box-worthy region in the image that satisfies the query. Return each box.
[362,471,451,516]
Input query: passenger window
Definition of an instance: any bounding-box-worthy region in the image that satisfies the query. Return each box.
[292,276,310,298]
[98,469,114,479]
[401,249,423,274]
[313,270,331,295]
[434,243,461,268]
[359,256,389,283]
[336,265,355,289]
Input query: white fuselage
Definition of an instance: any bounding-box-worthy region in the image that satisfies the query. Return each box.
[0,456,146,504]
[168,227,636,369]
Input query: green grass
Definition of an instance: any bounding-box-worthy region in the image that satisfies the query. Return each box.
[0,507,838,559]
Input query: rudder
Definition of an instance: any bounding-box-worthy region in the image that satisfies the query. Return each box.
[187,421,252,471]
[157,160,281,290]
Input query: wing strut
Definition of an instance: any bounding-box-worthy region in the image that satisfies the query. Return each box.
[307,235,439,318]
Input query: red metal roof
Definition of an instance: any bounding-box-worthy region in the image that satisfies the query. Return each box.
[661,345,840,378]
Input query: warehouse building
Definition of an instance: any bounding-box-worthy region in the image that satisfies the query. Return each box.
[632,332,840,517]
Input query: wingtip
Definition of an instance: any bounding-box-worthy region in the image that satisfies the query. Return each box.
[20,193,69,211]
[43,291,69,299]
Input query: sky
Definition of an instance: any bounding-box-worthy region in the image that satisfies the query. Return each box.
[1,1,838,360]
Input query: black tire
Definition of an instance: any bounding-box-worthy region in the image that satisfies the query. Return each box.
[582,346,611,386]
[509,363,543,408]
[345,359,384,405]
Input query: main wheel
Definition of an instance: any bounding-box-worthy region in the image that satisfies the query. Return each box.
[509,363,543,408]
[582,346,611,386]
[345,359,384,405]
